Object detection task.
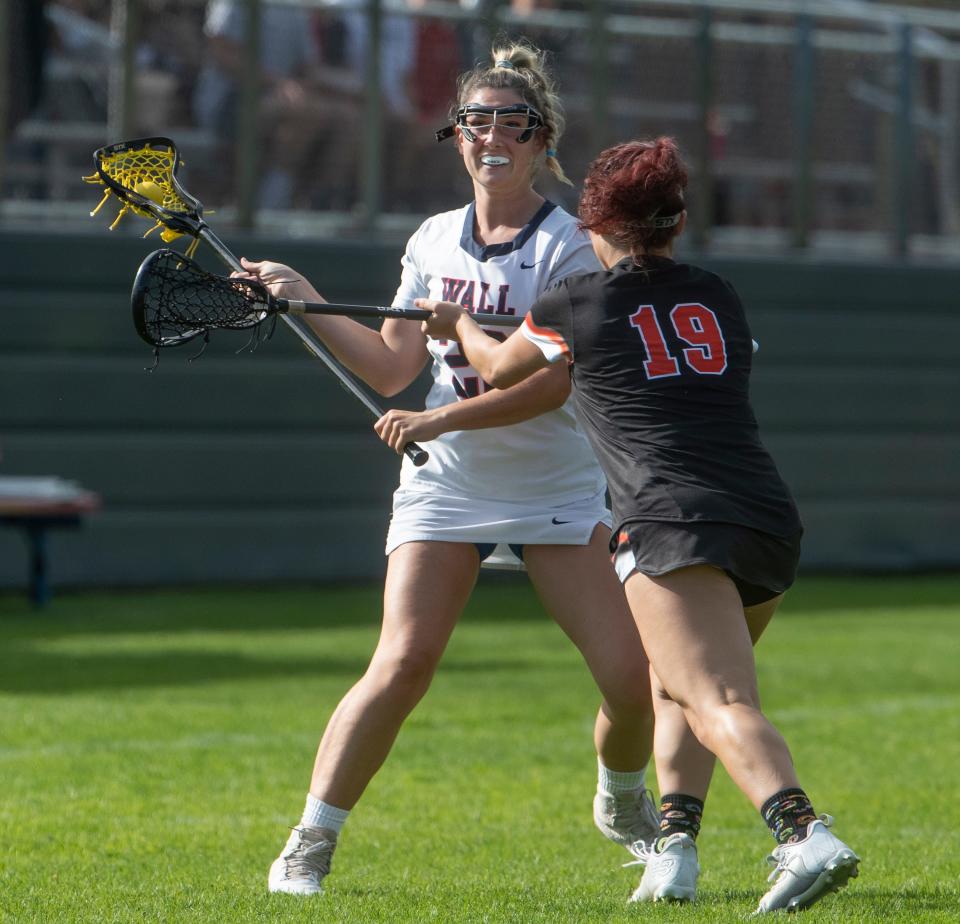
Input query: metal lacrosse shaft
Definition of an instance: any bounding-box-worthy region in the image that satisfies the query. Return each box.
[280,300,522,327]
[196,225,406,428]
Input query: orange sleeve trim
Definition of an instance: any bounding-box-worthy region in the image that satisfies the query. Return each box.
[523,313,571,355]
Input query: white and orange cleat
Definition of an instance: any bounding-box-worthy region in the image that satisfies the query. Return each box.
[627,832,699,903]
[754,815,859,914]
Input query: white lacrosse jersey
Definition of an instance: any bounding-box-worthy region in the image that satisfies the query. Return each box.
[390,200,606,513]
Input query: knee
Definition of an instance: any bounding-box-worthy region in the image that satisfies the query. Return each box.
[600,672,655,724]
[366,647,442,705]
[586,641,654,715]
[685,697,762,753]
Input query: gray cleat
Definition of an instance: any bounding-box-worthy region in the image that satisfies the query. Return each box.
[268,824,338,895]
[593,786,660,859]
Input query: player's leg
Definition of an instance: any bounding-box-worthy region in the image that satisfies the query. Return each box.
[742,595,858,914]
[309,541,478,803]
[524,524,658,853]
[269,540,479,895]
[650,588,777,781]
[633,608,772,907]
[652,672,715,804]
[623,565,858,913]
[624,566,792,801]
[622,671,709,904]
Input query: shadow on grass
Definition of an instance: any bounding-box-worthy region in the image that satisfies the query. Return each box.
[1,574,957,698]
[3,574,958,637]
[0,648,366,694]
[0,574,549,639]
[0,579,545,694]
[780,573,960,617]
[0,646,539,695]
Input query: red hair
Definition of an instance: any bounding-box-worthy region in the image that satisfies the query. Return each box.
[578,137,688,255]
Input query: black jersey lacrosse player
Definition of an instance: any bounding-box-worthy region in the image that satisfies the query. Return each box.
[421,137,860,915]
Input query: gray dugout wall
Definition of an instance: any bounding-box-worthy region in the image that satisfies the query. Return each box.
[1,228,958,590]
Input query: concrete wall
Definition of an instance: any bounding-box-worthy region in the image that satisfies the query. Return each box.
[1,228,957,591]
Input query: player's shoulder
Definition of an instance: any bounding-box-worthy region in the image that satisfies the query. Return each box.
[534,202,585,246]
[557,264,609,292]
[409,204,471,247]
[554,258,736,301]
[539,201,578,229]
[680,261,740,295]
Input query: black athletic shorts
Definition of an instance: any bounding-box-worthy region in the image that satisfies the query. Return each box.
[611,520,802,607]
[475,542,525,562]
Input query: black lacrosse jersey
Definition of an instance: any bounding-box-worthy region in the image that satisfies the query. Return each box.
[523,257,802,539]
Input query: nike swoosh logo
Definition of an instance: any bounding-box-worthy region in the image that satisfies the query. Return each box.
[520,260,543,269]
[551,516,572,525]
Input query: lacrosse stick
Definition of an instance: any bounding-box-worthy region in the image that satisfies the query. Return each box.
[131,249,520,350]
[85,136,430,466]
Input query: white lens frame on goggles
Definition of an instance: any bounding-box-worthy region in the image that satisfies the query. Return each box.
[435,104,543,144]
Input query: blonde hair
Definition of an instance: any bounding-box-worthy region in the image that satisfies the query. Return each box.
[455,40,572,186]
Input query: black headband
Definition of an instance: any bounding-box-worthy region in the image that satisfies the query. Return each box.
[643,212,683,229]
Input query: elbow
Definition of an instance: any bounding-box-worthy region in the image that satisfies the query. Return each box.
[486,366,521,390]
[484,353,531,389]
[485,367,509,389]
[365,372,404,397]
[370,367,421,397]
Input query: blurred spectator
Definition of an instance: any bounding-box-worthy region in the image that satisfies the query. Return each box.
[42,1,112,122]
[135,1,206,133]
[708,108,732,226]
[5,0,49,134]
[501,0,594,206]
[383,0,468,210]
[407,0,465,128]
[341,2,417,123]
[193,0,361,209]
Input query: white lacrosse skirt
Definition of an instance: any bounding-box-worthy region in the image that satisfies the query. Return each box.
[385,487,612,571]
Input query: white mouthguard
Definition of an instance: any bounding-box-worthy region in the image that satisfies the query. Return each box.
[481,155,510,166]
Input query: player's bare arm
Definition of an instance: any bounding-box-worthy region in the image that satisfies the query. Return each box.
[239,258,429,396]
[419,298,550,389]
[374,361,567,455]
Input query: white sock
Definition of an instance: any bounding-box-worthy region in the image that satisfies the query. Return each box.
[597,757,647,796]
[301,794,350,833]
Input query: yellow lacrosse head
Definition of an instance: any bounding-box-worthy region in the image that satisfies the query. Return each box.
[84,138,202,257]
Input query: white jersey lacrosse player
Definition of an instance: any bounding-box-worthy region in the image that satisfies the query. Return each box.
[386,199,607,568]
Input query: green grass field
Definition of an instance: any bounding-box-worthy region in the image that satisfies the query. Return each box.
[1,575,958,923]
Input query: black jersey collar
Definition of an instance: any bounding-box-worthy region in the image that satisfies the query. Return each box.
[459,200,557,262]
[619,254,676,270]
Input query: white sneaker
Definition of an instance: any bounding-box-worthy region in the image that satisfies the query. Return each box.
[268,825,338,895]
[593,787,659,857]
[627,833,699,903]
[754,815,859,914]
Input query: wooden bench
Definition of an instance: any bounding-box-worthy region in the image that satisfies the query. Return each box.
[0,478,101,606]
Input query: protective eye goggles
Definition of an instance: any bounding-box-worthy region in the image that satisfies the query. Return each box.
[435,104,544,144]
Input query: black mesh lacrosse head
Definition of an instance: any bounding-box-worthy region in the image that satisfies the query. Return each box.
[131,249,273,348]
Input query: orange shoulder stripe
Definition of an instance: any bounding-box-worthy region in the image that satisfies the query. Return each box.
[523,313,570,354]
